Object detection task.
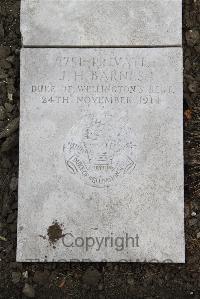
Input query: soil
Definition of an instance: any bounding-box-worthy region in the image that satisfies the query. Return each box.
[0,0,200,298]
[47,221,64,245]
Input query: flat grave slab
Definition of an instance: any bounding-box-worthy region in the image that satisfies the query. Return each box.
[17,48,184,262]
[21,0,182,46]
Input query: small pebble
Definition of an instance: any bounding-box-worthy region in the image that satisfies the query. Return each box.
[12,271,21,284]
[11,202,18,210]
[189,218,197,227]
[22,270,29,279]
[0,117,19,139]
[7,78,15,94]
[82,267,101,287]
[191,211,196,217]
[9,177,18,191]
[0,47,10,58]
[8,93,13,101]
[1,133,18,152]
[127,277,135,286]
[188,82,199,93]
[0,106,6,120]
[22,283,35,298]
[7,212,17,224]
[0,69,7,79]
[98,283,104,291]
[1,157,12,169]
[33,270,50,285]
[5,102,14,112]
[0,22,4,39]
[0,60,11,69]
[186,29,200,46]
[6,56,15,64]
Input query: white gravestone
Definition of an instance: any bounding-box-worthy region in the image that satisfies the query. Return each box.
[17,48,184,262]
[21,0,182,46]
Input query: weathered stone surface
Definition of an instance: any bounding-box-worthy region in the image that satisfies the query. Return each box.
[21,0,182,46]
[17,48,184,262]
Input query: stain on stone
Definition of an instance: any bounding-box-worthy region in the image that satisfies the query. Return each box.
[39,235,46,240]
[47,221,64,245]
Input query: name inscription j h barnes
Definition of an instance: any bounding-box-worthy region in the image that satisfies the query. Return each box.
[30,55,175,106]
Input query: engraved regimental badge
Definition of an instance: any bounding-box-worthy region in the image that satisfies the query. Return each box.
[63,112,136,188]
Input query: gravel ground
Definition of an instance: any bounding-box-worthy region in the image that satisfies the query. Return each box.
[0,0,200,298]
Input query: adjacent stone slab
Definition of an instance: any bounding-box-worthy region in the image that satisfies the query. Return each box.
[17,48,184,262]
[21,0,182,46]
